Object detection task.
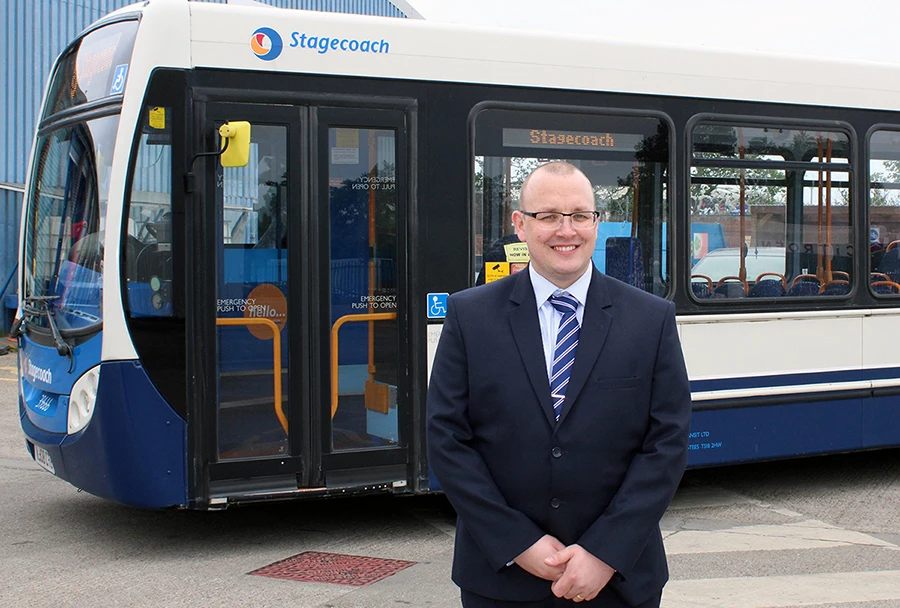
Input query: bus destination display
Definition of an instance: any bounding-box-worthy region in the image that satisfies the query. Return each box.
[502,128,644,152]
[47,20,139,115]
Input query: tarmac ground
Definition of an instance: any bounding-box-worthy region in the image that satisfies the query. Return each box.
[1,349,899,607]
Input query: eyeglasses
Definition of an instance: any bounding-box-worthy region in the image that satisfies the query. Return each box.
[519,210,600,230]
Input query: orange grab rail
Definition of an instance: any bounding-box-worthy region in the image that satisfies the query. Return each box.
[331,312,397,419]
[215,317,286,435]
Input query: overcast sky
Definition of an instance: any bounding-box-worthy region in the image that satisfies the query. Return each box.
[403,0,898,63]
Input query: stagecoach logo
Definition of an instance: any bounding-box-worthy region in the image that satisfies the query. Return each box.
[251,27,284,61]
[250,25,391,61]
[26,361,53,385]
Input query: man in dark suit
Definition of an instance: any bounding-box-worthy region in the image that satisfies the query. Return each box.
[427,161,691,607]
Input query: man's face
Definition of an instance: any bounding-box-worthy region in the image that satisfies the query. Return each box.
[512,170,597,289]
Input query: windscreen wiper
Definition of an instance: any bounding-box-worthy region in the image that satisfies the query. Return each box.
[8,315,25,339]
[19,295,73,359]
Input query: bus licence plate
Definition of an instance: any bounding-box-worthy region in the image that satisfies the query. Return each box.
[33,445,55,474]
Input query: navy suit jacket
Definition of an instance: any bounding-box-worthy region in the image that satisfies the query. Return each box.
[426,267,691,606]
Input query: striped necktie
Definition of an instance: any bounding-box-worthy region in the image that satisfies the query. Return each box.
[549,292,580,422]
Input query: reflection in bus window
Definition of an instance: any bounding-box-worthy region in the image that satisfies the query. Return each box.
[23,115,118,333]
[220,126,288,249]
[329,127,399,452]
[690,124,853,300]
[216,124,290,461]
[474,109,670,296]
[126,106,174,317]
[44,20,140,116]
[869,130,900,296]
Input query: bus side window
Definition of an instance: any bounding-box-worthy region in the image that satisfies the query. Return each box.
[870,129,900,295]
[473,109,670,297]
[125,106,174,317]
[690,123,852,300]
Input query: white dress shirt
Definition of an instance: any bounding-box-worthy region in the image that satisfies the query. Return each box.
[528,264,592,380]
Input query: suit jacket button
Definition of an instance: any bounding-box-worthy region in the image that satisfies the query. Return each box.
[550,498,561,509]
[551,447,562,458]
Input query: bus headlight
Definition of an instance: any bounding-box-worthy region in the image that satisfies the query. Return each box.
[68,366,101,434]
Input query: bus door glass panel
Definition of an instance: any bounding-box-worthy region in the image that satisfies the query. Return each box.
[328,127,399,451]
[215,124,290,460]
[473,109,670,296]
[868,130,900,295]
[689,125,852,300]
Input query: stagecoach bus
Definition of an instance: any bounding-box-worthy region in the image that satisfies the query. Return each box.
[13,0,900,508]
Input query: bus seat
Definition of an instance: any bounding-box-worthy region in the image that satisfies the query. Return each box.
[831,271,850,281]
[872,280,900,295]
[820,280,850,296]
[749,277,784,297]
[876,246,900,282]
[691,274,713,299]
[755,271,787,288]
[713,276,748,298]
[605,236,644,289]
[787,274,821,297]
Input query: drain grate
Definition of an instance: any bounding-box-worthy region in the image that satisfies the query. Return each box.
[249,551,416,586]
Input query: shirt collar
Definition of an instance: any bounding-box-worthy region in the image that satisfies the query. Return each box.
[528,264,592,308]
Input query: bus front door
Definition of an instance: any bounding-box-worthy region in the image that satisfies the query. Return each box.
[204,103,410,502]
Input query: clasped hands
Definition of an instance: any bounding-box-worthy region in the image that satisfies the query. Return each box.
[514,535,615,603]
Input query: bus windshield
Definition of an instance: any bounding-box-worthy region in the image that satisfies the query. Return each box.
[22,115,119,334]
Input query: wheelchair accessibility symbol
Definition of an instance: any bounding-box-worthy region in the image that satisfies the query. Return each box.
[427,293,449,319]
[110,64,129,95]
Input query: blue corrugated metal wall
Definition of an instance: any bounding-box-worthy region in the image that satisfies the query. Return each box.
[0,0,406,329]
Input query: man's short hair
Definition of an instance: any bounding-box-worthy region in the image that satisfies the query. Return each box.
[519,161,593,211]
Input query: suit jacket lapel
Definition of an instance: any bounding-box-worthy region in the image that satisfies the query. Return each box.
[508,271,557,428]
[556,268,613,427]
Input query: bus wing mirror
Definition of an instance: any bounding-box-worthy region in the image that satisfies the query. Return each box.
[219,121,251,167]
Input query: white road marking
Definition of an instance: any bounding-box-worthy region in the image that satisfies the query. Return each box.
[663,570,900,607]
[664,519,898,555]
